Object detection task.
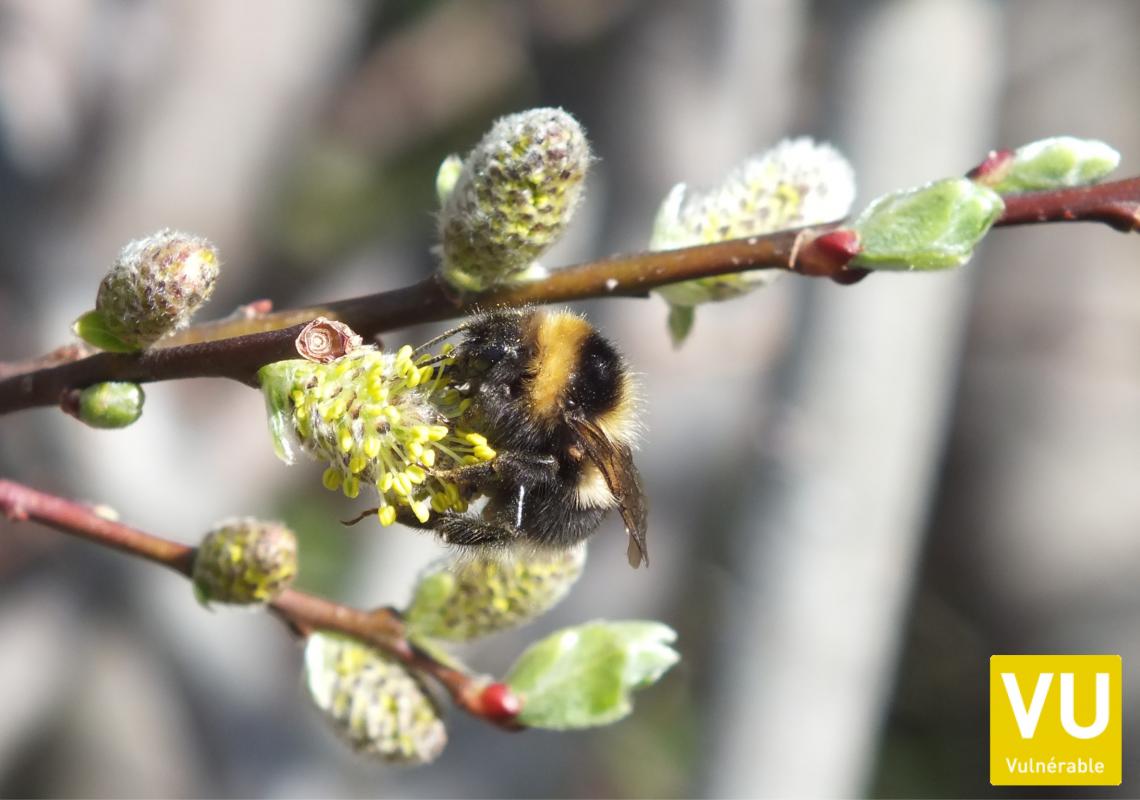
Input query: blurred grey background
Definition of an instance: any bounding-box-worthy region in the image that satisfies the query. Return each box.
[0,0,1138,797]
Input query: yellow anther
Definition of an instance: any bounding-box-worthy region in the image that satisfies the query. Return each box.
[322,467,342,491]
[405,367,422,388]
[411,426,430,444]
[339,430,355,453]
[408,440,425,460]
[464,432,488,446]
[383,406,401,424]
[378,472,394,492]
[473,444,497,461]
[378,506,397,527]
[462,455,478,465]
[406,465,426,483]
[392,475,409,496]
[427,425,449,441]
[420,449,436,468]
[418,366,434,384]
[431,494,447,513]
[396,345,413,362]
[363,436,382,458]
[457,398,473,414]
[411,500,431,524]
[348,454,368,474]
[342,476,360,499]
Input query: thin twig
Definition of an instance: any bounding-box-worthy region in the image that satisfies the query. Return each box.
[0,478,517,730]
[2,177,1139,416]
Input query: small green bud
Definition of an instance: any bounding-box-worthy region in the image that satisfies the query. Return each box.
[406,546,587,642]
[438,108,591,292]
[651,138,855,344]
[71,382,145,429]
[851,177,1004,271]
[192,518,298,606]
[88,229,219,350]
[304,631,447,764]
[259,341,499,528]
[973,136,1120,194]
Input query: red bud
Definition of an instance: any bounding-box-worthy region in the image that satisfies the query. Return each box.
[812,229,861,262]
[479,682,522,721]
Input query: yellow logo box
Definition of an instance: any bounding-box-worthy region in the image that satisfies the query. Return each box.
[990,655,1121,786]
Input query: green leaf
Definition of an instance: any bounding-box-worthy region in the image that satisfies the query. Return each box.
[504,620,679,730]
[71,310,140,353]
[851,178,1004,271]
[985,136,1120,194]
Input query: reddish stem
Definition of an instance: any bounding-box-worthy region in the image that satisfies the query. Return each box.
[0,477,520,730]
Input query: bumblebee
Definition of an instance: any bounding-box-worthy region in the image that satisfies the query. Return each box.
[397,307,648,568]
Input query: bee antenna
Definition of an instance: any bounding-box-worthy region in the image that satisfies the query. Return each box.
[413,320,474,354]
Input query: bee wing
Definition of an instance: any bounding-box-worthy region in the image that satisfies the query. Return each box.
[578,423,649,568]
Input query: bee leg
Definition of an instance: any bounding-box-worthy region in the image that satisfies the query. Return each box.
[433,514,519,548]
[492,452,558,485]
[431,452,558,490]
[429,461,496,487]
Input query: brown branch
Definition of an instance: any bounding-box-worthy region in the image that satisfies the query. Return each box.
[0,478,519,730]
[996,175,1140,231]
[2,176,1139,416]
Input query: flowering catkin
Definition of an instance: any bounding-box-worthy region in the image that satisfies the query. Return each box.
[260,342,496,527]
[191,518,298,606]
[438,108,591,291]
[304,632,447,764]
[650,138,856,342]
[406,546,587,641]
[95,229,219,348]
